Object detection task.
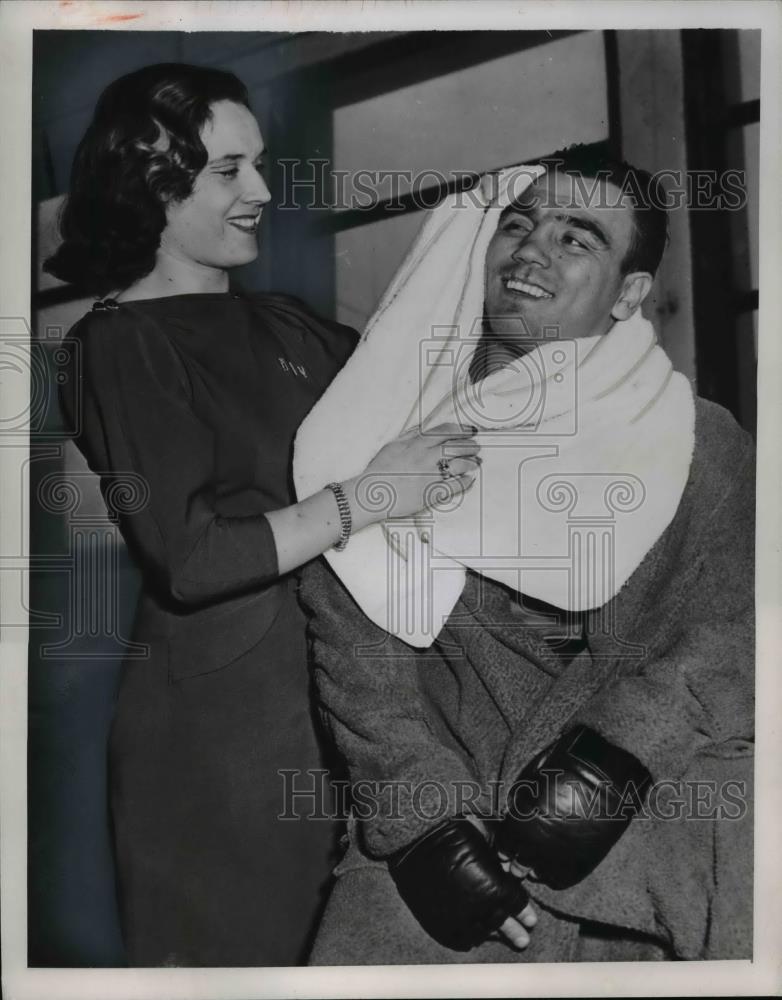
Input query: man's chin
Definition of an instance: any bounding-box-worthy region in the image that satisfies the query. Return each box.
[485,315,553,344]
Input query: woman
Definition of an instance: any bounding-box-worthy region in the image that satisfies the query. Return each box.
[45,63,479,967]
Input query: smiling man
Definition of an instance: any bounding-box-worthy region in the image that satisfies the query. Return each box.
[473,151,664,380]
[486,172,647,334]
[298,147,755,965]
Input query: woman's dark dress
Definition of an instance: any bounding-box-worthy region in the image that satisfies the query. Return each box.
[63,292,356,966]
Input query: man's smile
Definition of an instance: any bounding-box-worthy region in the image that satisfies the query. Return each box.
[502,275,554,300]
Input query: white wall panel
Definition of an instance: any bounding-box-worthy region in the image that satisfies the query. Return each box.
[333,32,609,328]
[335,211,425,331]
[333,32,608,180]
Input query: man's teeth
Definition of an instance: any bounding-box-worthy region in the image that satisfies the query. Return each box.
[505,278,553,299]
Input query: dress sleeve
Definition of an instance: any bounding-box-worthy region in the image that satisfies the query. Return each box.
[64,308,281,607]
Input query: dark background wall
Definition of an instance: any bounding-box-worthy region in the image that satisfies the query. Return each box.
[29,28,759,966]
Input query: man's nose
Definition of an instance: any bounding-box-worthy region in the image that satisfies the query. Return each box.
[511,230,550,267]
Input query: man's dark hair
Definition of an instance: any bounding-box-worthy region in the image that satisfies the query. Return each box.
[44,63,251,297]
[535,144,669,277]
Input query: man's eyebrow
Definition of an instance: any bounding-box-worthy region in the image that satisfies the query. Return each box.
[555,212,610,247]
[501,202,534,219]
[499,203,612,248]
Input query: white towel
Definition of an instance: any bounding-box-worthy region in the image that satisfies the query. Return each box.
[294,165,695,647]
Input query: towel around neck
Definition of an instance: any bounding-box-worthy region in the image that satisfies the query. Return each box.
[294,165,695,647]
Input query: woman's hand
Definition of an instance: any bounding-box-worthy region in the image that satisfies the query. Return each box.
[345,422,481,532]
[266,423,479,575]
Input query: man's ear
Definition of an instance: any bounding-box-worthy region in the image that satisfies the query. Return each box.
[611,272,653,321]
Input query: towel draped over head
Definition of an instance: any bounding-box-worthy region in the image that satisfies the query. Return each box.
[294,165,695,648]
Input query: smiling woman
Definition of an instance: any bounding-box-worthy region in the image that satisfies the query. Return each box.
[43,62,480,968]
[154,100,270,280]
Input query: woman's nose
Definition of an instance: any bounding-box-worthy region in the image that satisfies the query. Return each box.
[243,167,272,206]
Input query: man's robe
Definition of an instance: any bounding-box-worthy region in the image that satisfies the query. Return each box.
[300,397,755,963]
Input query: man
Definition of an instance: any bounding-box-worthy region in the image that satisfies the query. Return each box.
[297,148,754,963]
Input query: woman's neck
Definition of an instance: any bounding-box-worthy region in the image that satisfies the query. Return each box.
[115,251,229,302]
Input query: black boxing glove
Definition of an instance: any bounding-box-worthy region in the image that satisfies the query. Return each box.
[496,726,652,890]
[387,817,529,951]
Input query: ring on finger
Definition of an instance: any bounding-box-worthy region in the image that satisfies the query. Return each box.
[437,457,454,480]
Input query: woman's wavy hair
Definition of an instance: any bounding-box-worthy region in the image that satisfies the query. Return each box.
[44,63,251,296]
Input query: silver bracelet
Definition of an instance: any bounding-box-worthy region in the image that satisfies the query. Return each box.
[325,482,352,551]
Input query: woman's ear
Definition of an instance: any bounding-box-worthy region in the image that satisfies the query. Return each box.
[611,272,653,321]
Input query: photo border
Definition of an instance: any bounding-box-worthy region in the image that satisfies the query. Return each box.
[1,2,779,997]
